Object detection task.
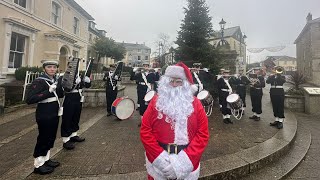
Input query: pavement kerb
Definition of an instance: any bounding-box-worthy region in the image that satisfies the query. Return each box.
[0,109,106,180]
[50,110,297,180]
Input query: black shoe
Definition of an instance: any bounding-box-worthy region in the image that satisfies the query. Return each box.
[70,136,85,142]
[270,121,279,126]
[254,117,261,121]
[63,141,75,150]
[107,112,112,116]
[44,159,60,168]
[277,122,283,129]
[223,118,229,124]
[249,115,258,119]
[136,107,140,111]
[34,164,54,175]
[227,118,233,124]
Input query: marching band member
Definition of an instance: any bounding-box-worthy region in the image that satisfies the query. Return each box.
[26,59,63,175]
[103,64,120,117]
[130,67,141,110]
[216,68,225,80]
[235,69,250,114]
[131,63,156,126]
[217,69,233,124]
[140,62,209,180]
[266,66,286,129]
[249,69,266,121]
[191,63,204,95]
[60,72,91,150]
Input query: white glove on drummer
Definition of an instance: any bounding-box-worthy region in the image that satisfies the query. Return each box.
[84,76,91,83]
[114,75,119,80]
[49,84,57,93]
[75,76,81,84]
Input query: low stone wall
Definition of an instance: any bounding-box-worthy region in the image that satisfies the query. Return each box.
[121,76,135,84]
[82,85,125,107]
[0,87,5,115]
[284,95,305,112]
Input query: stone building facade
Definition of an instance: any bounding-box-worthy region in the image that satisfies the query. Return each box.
[121,42,151,67]
[0,0,102,79]
[209,26,247,73]
[295,13,320,85]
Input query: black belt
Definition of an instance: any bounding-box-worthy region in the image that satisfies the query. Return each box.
[158,142,188,154]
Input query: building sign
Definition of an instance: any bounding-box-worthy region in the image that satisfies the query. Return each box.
[303,87,320,95]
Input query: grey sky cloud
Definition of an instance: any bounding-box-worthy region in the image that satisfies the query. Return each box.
[75,0,320,62]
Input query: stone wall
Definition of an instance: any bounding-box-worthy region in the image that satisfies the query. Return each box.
[0,87,5,115]
[82,86,125,107]
[284,95,305,112]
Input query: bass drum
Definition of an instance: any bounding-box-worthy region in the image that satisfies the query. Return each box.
[226,93,243,110]
[111,97,135,120]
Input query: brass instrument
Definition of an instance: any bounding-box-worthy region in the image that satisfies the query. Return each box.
[248,73,260,86]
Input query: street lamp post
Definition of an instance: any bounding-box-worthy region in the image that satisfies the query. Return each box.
[219,18,226,45]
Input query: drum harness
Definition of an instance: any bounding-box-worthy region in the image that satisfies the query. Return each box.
[224,79,244,120]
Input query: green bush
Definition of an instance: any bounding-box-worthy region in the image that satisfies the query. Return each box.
[15,66,43,80]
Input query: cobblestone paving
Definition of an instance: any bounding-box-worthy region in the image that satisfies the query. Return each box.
[25,85,279,179]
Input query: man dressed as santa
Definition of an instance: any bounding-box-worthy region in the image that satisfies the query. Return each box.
[140,62,209,180]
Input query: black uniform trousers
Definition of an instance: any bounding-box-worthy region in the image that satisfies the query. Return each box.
[219,91,231,116]
[270,88,285,118]
[237,86,247,107]
[34,102,59,158]
[61,93,82,138]
[138,84,148,116]
[250,87,263,114]
[106,86,118,113]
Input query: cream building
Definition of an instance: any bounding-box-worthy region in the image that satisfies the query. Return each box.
[209,26,247,73]
[0,0,98,79]
[295,13,320,85]
[121,42,151,67]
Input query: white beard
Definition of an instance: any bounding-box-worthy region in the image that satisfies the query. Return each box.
[156,76,194,145]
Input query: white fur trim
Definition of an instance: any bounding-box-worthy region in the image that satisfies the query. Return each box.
[146,153,200,180]
[44,150,50,162]
[169,150,194,179]
[174,117,189,145]
[34,156,46,168]
[146,151,170,180]
[165,66,187,80]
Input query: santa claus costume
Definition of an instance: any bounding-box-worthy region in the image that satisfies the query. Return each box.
[140,62,209,180]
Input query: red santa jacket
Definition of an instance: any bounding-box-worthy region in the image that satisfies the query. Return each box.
[140,95,209,179]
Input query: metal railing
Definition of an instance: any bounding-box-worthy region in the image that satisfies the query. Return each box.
[22,72,106,101]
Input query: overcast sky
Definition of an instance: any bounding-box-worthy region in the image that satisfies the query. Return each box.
[75,0,320,62]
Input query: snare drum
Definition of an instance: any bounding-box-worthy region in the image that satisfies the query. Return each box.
[226,94,243,110]
[111,97,135,120]
[144,90,156,102]
[197,90,214,106]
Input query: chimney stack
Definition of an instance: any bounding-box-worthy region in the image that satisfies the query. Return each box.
[306,13,312,23]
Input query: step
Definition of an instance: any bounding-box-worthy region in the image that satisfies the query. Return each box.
[239,121,311,180]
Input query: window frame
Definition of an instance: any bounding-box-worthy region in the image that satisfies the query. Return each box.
[14,0,27,8]
[51,1,61,26]
[9,32,26,69]
[73,17,80,35]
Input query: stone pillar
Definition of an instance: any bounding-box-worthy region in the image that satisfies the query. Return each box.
[1,22,12,78]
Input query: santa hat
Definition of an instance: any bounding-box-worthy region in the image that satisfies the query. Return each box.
[164,62,194,84]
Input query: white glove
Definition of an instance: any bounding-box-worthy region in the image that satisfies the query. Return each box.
[114,75,119,80]
[75,76,81,84]
[49,84,57,93]
[163,164,177,179]
[199,84,204,91]
[84,76,91,83]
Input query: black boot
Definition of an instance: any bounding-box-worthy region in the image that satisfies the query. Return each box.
[34,164,54,175]
[44,159,60,168]
[63,141,75,150]
[270,121,279,126]
[254,117,261,121]
[249,115,258,119]
[107,112,112,116]
[227,118,233,124]
[70,136,85,142]
[276,122,283,129]
[223,118,229,124]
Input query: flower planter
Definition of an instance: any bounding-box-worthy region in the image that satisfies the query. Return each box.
[284,94,305,112]
[82,85,126,108]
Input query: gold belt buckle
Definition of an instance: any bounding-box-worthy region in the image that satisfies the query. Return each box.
[168,143,178,154]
